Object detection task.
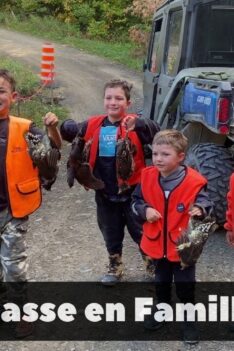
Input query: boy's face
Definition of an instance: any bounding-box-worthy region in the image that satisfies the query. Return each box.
[0,77,17,119]
[152,143,185,177]
[104,87,131,121]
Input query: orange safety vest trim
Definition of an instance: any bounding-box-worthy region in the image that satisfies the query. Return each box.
[6,116,42,218]
[140,166,207,261]
[83,114,145,186]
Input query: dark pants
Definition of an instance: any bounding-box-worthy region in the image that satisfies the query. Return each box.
[95,192,142,255]
[154,258,196,304]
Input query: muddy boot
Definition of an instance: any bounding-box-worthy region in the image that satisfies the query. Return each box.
[141,252,155,279]
[101,254,124,286]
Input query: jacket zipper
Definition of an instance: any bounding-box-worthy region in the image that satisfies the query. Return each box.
[163,195,168,257]
[4,119,11,213]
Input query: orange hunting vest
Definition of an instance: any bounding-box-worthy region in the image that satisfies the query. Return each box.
[83,114,145,186]
[140,166,207,261]
[6,116,42,218]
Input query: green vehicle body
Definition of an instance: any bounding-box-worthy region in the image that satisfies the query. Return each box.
[142,0,234,223]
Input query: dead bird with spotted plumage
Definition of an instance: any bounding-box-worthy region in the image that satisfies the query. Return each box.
[176,216,218,269]
[116,131,136,194]
[67,135,104,190]
[24,130,60,190]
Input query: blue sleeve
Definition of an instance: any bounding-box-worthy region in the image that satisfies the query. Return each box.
[194,186,214,217]
[134,118,160,145]
[60,119,88,142]
[131,184,149,221]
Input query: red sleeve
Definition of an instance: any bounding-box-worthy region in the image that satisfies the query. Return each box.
[224,174,234,231]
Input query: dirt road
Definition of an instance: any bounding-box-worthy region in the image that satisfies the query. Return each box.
[0,28,233,351]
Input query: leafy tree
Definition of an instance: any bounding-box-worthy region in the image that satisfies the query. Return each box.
[72,3,95,32]
[128,0,164,49]
[130,0,163,19]
[0,0,164,44]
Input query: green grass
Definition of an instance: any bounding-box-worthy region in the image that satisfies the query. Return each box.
[1,14,144,71]
[0,57,68,126]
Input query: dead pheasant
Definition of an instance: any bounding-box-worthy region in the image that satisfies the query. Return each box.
[176,216,218,269]
[116,132,136,194]
[24,131,59,190]
[67,136,104,190]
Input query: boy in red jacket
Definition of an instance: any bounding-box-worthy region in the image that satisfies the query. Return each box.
[60,79,160,284]
[225,173,234,246]
[132,129,213,344]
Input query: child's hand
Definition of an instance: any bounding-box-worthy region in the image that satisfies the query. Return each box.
[226,231,234,247]
[43,112,59,129]
[189,206,203,217]
[122,115,136,131]
[146,207,162,223]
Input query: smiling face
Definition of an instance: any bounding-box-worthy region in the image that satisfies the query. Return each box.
[152,143,185,177]
[104,86,131,122]
[0,77,17,119]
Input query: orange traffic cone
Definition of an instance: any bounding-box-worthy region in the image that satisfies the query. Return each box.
[40,43,55,86]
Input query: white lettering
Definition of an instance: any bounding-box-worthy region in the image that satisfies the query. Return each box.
[22,303,39,322]
[155,303,173,322]
[204,97,211,106]
[176,303,206,322]
[209,295,218,322]
[2,303,21,322]
[105,303,125,322]
[220,296,229,322]
[57,303,77,322]
[103,135,116,142]
[197,95,204,103]
[135,297,153,321]
[40,303,57,322]
[85,303,104,322]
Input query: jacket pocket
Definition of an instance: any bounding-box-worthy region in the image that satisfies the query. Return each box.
[145,230,161,241]
[143,221,162,241]
[17,178,40,194]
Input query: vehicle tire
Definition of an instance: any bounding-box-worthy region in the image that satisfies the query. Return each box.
[184,143,234,224]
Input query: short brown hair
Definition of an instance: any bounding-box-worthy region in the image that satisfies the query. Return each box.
[104,79,133,101]
[152,129,188,153]
[0,69,16,92]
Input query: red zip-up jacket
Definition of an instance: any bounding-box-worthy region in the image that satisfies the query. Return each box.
[83,114,146,187]
[224,173,234,232]
[140,166,207,261]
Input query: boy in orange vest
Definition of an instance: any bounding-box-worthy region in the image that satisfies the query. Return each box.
[225,173,234,246]
[132,130,213,344]
[60,79,160,285]
[0,69,61,337]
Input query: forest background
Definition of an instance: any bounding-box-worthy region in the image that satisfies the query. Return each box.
[0,0,164,71]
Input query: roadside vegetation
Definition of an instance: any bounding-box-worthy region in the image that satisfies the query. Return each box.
[0,0,163,71]
[1,57,68,126]
[1,16,140,70]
